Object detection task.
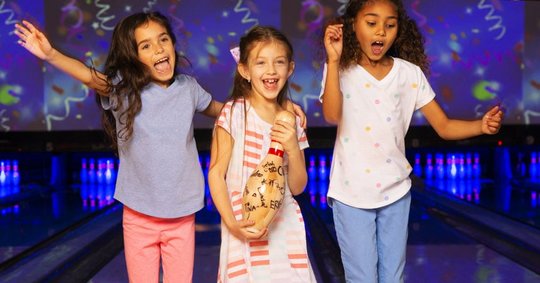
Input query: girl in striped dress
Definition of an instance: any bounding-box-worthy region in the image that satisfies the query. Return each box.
[208,26,316,283]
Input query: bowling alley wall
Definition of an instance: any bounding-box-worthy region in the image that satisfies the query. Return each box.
[1,0,540,150]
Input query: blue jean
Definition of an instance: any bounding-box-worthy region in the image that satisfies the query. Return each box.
[332,192,411,283]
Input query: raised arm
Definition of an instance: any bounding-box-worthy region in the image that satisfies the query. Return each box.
[14,20,109,96]
[208,126,266,240]
[421,100,504,140]
[321,24,344,125]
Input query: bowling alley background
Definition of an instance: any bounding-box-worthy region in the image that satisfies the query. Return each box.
[0,0,540,177]
[1,2,540,281]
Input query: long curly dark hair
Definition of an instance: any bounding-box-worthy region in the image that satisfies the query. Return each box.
[229,26,294,106]
[335,0,429,74]
[97,12,185,150]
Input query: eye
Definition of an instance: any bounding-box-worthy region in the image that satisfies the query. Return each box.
[276,59,287,65]
[141,43,150,50]
[160,36,170,43]
[367,21,376,27]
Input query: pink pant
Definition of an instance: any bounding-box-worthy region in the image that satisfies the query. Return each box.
[122,206,195,283]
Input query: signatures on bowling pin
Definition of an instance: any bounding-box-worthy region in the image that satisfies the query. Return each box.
[243,161,286,214]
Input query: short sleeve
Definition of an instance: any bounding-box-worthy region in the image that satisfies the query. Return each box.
[215,100,234,134]
[100,74,121,110]
[414,67,436,110]
[100,94,118,110]
[296,117,309,150]
[187,76,212,112]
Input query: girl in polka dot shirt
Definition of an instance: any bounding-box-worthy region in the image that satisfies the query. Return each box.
[320,0,504,282]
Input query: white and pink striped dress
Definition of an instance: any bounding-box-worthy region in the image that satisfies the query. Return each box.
[214,99,315,283]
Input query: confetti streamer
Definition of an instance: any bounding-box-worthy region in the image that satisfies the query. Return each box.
[477,0,506,40]
[45,84,90,131]
[0,0,18,35]
[94,0,116,31]
[233,0,259,30]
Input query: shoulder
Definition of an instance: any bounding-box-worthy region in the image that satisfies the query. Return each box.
[340,64,363,79]
[224,98,246,112]
[175,74,196,84]
[393,57,423,74]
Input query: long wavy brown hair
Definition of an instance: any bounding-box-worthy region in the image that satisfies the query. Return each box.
[333,0,429,74]
[97,12,185,150]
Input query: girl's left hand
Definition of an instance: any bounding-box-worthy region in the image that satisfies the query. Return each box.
[14,21,55,60]
[482,105,504,134]
[271,118,300,154]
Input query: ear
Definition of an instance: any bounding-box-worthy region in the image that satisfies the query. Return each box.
[287,61,295,78]
[237,63,250,81]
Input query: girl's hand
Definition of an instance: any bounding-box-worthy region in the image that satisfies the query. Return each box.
[291,103,307,129]
[482,105,504,135]
[228,219,267,240]
[324,24,343,64]
[14,20,55,60]
[271,116,300,155]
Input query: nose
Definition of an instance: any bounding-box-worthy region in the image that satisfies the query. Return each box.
[267,63,277,75]
[155,45,164,55]
[376,25,386,36]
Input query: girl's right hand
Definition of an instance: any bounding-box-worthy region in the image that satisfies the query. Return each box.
[324,24,343,63]
[14,20,55,61]
[228,219,267,240]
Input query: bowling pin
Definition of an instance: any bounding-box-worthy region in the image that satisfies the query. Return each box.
[424,153,434,179]
[11,160,20,186]
[0,160,6,185]
[529,152,538,180]
[242,110,295,233]
[318,155,328,181]
[413,153,422,177]
[80,158,88,184]
[307,155,317,181]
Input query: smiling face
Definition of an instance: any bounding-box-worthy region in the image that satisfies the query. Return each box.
[134,20,176,88]
[353,0,398,63]
[238,40,294,103]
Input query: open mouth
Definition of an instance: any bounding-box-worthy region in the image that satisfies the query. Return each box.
[154,57,171,73]
[371,41,384,55]
[263,79,279,89]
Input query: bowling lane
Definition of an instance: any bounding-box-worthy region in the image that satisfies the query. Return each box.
[0,183,116,265]
[423,178,540,228]
[408,146,540,229]
[3,149,539,282]
[405,199,539,282]
[0,153,118,267]
[91,180,540,283]
[304,179,540,282]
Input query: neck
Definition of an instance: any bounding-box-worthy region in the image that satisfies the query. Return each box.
[359,55,392,68]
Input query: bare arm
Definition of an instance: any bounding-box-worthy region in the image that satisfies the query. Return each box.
[208,126,265,240]
[321,24,344,125]
[201,100,223,118]
[421,100,504,140]
[14,20,109,96]
[271,116,307,196]
[285,148,307,196]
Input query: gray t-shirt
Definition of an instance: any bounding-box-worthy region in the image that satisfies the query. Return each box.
[101,74,212,218]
